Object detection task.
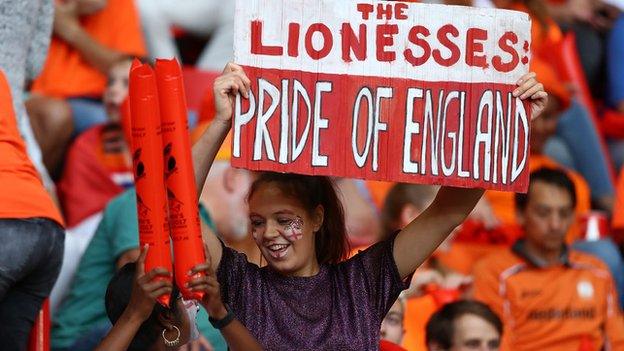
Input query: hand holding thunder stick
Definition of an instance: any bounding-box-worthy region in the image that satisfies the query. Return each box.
[128,59,173,306]
[155,58,206,300]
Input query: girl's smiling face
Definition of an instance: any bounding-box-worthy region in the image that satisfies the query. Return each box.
[248,182,323,277]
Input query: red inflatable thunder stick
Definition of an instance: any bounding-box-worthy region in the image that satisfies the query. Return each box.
[129,59,173,307]
[155,58,206,300]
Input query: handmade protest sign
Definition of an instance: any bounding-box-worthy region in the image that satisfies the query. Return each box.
[232,0,532,191]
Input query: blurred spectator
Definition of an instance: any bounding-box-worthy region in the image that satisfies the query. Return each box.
[337,178,382,248]
[381,183,472,351]
[0,69,65,349]
[137,0,234,70]
[51,189,227,351]
[0,0,56,192]
[484,72,589,240]
[494,0,616,212]
[57,58,133,229]
[381,183,438,238]
[473,168,624,350]
[546,0,620,94]
[199,149,261,265]
[425,300,502,351]
[380,297,407,346]
[50,58,134,314]
[435,72,591,275]
[27,0,145,175]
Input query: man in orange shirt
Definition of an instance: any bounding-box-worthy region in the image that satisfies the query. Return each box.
[26,0,145,175]
[0,69,65,349]
[473,168,624,351]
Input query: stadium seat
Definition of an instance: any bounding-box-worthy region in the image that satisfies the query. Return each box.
[182,66,220,112]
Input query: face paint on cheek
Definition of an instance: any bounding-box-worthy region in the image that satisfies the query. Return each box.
[283,216,304,242]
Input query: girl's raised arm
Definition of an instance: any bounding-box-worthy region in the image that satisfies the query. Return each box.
[192,62,251,271]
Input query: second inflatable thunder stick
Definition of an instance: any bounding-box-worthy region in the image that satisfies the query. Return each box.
[129,60,174,307]
[155,58,206,300]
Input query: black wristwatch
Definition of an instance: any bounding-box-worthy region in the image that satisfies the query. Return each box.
[209,304,235,329]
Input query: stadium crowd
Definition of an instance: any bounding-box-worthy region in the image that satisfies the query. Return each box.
[0,0,623,350]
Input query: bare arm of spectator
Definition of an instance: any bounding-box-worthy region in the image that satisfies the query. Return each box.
[53,1,126,74]
[192,63,250,272]
[392,73,548,279]
[336,179,381,246]
[95,246,173,351]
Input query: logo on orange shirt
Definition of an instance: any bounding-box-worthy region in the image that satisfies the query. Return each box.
[577,280,594,300]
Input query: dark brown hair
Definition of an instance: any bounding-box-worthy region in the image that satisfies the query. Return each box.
[106,263,182,351]
[248,172,349,264]
[515,167,577,210]
[426,300,503,349]
[523,0,550,30]
[381,183,438,237]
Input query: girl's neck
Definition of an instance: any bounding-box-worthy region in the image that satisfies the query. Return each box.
[274,259,321,278]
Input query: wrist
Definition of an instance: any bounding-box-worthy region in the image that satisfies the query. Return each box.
[208,303,235,329]
[208,304,228,320]
[121,307,148,325]
[59,23,81,44]
[212,117,232,129]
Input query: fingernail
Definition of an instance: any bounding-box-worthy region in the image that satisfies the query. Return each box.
[513,90,519,97]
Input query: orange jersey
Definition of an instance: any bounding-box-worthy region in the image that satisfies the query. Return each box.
[0,70,63,226]
[31,0,145,98]
[485,154,591,242]
[473,242,624,351]
[402,295,437,351]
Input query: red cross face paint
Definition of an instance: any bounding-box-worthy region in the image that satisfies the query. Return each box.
[282,216,304,242]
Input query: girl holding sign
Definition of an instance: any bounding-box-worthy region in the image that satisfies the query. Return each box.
[194,63,547,350]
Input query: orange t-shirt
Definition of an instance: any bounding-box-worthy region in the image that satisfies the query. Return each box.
[31,0,145,98]
[0,71,63,226]
[485,154,591,242]
[473,246,624,351]
[402,295,438,351]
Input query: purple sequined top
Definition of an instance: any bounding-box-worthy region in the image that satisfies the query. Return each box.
[217,237,408,351]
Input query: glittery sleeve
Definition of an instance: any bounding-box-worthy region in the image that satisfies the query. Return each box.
[345,233,409,321]
[216,243,257,307]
